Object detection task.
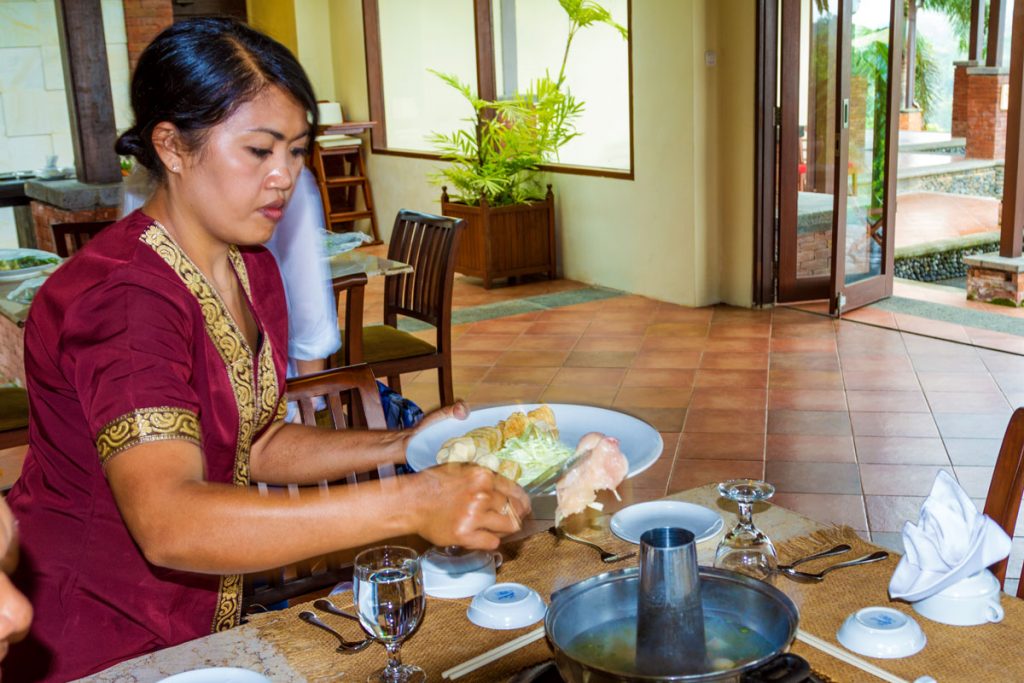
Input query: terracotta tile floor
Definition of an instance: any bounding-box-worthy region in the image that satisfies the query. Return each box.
[5,243,1024,592]
[356,266,1024,592]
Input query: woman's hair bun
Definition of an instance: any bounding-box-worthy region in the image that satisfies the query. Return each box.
[114,128,156,170]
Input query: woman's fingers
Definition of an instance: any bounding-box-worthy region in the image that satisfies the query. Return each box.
[492,475,531,517]
[416,400,470,431]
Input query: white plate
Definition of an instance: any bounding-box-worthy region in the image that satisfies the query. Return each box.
[609,501,724,545]
[0,248,61,283]
[158,668,271,683]
[405,403,663,488]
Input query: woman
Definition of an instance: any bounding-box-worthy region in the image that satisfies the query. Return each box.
[6,18,529,681]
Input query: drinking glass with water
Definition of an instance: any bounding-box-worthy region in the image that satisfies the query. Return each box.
[354,545,426,682]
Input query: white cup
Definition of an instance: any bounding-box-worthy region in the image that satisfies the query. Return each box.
[912,569,1005,626]
[421,548,503,599]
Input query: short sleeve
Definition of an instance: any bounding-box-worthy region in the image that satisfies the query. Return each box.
[62,279,202,465]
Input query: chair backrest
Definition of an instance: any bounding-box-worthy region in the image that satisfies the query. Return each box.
[51,220,114,258]
[383,210,463,340]
[983,407,1024,597]
[242,364,393,615]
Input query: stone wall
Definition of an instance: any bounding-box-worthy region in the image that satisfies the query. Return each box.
[897,165,1004,199]
[895,240,1000,282]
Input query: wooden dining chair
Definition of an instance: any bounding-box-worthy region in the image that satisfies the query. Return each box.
[51,220,114,258]
[242,364,393,614]
[983,407,1024,597]
[0,386,29,451]
[337,210,464,407]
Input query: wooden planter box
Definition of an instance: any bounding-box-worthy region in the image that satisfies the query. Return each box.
[441,185,556,289]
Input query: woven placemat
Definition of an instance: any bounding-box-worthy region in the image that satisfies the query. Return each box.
[774,526,1024,683]
[248,527,635,681]
[249,525,1024,682]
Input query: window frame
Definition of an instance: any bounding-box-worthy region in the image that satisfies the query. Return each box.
[361,0,635,180]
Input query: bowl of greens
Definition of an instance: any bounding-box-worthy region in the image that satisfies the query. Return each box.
[0,248,62,283]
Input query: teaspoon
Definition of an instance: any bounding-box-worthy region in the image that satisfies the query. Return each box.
[298,610,372,653]
[781,551,889,583]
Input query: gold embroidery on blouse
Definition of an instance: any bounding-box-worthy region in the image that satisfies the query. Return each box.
[95,407,201,464]
[140,224,282,632]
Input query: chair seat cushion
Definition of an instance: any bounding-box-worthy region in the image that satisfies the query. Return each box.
[360,325,437,364]
[0,387,29,432]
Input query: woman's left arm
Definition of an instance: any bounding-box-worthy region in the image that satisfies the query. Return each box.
[249,401,468,484]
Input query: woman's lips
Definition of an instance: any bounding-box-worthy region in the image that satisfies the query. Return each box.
[259,205,284,221]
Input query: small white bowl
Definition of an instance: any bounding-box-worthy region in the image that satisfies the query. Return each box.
[467,582,546,630]
[912,569,1004,626]
[421,547,502,599]
[837,607,926,659]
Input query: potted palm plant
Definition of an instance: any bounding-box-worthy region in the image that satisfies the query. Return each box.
[430,0,627,288]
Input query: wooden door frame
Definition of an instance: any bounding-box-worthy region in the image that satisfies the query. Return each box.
[829,0,902,315]
[753,0,778,306]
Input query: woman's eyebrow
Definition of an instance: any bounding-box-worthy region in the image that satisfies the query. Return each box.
[246,127,310,142]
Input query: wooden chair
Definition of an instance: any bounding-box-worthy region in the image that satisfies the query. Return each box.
[241,364,393,615]
[983,407,1024,597]
[51,220,114,258]
[337,210,464,407]
[0,386,28,450]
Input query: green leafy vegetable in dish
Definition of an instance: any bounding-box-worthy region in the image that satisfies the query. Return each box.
[0,254,60,271]
[492,424,574,485]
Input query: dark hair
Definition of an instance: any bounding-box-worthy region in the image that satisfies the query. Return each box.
[115,18,318,180]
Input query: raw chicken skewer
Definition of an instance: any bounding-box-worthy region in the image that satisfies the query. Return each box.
[554,433,629,525]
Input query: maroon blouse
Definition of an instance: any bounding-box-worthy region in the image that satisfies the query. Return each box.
[5,211,289,681]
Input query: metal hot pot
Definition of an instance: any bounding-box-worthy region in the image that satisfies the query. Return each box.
[544,566,811,683]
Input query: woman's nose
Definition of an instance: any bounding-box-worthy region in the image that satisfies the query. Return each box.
[265,165,295,191]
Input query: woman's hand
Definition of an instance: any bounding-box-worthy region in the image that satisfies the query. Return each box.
[409,463,531,550]
[395,400,470,464]
[0,499,32,662]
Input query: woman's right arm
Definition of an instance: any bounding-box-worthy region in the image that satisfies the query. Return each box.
[104,440,529,575]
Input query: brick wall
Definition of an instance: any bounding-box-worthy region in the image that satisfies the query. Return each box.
[965,69,1010,160]
[952,63,973,139]
[30,202,118,254]
[797,230,832,278]
[123,0,173,72]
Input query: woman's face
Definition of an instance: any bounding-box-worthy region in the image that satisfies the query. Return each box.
[177,85,310,246]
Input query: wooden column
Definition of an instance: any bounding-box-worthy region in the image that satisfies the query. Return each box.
[970,0,985,61]
[905,0,917,109]
[1001,0,1024,257]
[989,0,1007,67]
[55,0,121,184]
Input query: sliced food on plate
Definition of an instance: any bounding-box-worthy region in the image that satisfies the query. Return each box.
[433,404,629,523]
[435,405,565,483]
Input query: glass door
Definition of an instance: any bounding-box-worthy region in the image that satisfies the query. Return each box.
[778,0,841,303]
[829,0,901,315]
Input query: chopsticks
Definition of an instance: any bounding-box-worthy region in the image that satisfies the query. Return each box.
[795,629,911,683]
[441,626,546,680]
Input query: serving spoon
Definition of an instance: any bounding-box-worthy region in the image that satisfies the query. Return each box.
[780,550,889,583]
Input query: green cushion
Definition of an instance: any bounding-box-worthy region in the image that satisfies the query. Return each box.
[360,325,437,364]
[0,387,29,432]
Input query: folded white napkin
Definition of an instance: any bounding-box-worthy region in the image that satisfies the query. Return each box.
[889,470,1011,602]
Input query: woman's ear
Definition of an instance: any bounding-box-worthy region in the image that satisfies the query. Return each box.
[151,122,185,174]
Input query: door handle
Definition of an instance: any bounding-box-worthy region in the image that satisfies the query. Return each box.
[843,99,850,129]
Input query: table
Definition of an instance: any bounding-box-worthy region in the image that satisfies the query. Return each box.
[78,485,827,681]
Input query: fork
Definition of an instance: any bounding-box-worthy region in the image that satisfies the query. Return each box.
[549,526,637,563]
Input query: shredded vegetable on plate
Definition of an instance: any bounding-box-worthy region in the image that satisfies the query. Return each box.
[493,424,574,485]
